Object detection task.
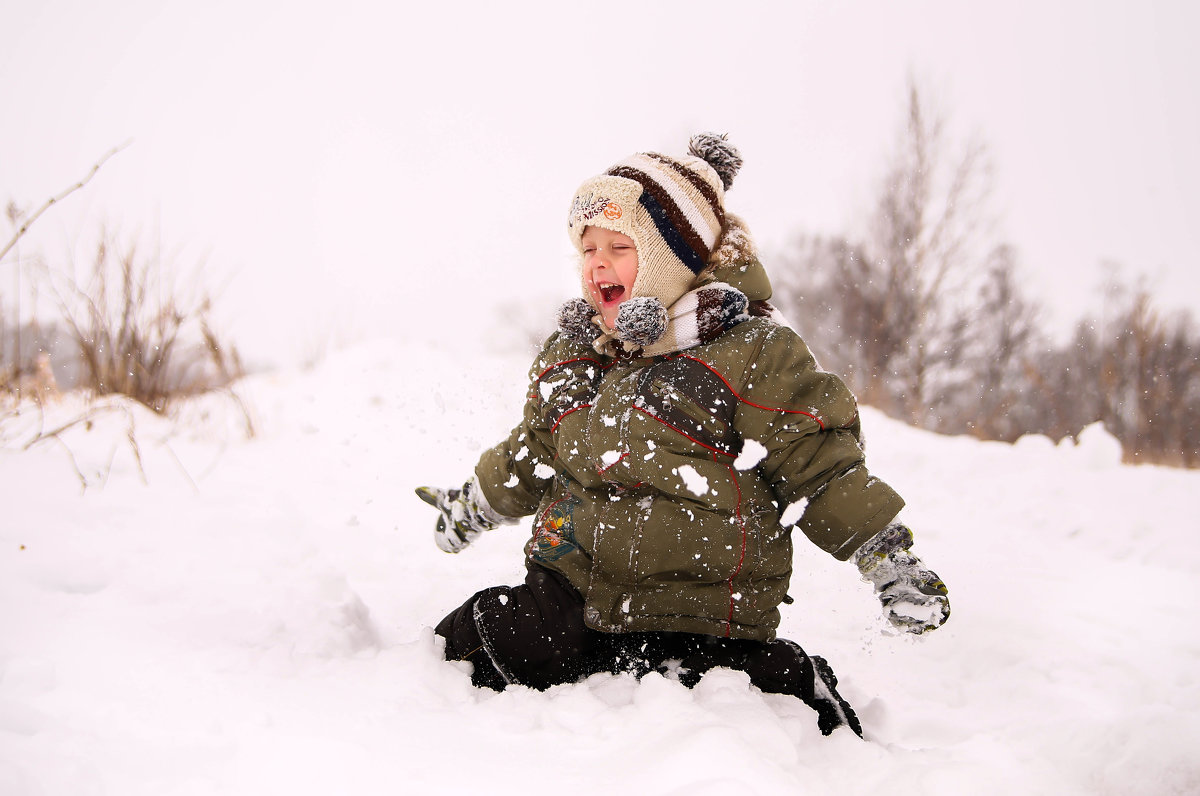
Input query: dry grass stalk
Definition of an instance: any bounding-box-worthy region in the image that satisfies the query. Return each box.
[55,232,244,414]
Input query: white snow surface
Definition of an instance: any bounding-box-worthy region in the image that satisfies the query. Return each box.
[2,338,1199,795]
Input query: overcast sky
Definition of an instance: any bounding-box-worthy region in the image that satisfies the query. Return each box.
[3,0,1197,364]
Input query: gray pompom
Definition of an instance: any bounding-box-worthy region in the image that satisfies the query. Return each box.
[557,297,601,344]
[688,132,743,190]
[615,297,668,347]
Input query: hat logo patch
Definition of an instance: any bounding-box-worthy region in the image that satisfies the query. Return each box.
[602,202,622,221]
[569,192,616,229]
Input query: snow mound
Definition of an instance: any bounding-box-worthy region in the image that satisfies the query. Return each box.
[1069,420,1124,469]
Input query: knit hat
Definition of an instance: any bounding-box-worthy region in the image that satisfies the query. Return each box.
[567,133,744,316]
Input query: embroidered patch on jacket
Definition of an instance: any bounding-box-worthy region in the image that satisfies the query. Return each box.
[530,493,582,563]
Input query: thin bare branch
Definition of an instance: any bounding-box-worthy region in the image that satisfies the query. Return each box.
[0,140,133,263]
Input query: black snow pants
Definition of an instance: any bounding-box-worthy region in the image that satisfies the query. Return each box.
[434,564,862,736]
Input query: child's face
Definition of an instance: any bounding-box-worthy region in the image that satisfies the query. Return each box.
[581,226,639,329]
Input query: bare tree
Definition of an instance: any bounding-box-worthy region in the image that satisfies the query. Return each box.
[772,77,1200,468]
[774,76,994,426]
[864,76,993,423]
[773,234,861,380]
[1093,288,1200,466]
[948,244,1042,440]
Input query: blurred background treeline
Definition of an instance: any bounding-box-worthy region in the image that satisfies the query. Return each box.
[771,79,1199,467]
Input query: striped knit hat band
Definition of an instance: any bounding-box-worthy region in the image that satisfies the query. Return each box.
[605,153,725,275]
[568,134,740,314]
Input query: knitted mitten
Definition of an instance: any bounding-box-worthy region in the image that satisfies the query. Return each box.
[854,523,950,634]
[415,479,511,553]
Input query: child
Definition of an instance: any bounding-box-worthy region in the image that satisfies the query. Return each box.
[417,134,949,737]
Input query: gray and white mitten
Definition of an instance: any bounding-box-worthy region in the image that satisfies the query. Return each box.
[855,523,950,634]
[415,478,512,553]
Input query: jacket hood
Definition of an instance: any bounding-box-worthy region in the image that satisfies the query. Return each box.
[704,214,772,302]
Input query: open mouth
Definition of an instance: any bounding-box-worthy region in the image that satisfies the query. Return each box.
[599,283,625,304]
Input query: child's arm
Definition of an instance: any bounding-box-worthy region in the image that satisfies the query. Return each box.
[473,414,557,519]
[736,325,949,633]
[737,326,903,559]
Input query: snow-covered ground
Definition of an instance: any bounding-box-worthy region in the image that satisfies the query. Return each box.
[2,337,1198,795]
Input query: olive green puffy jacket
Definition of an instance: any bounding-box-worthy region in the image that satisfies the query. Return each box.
[474,316,904,641]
